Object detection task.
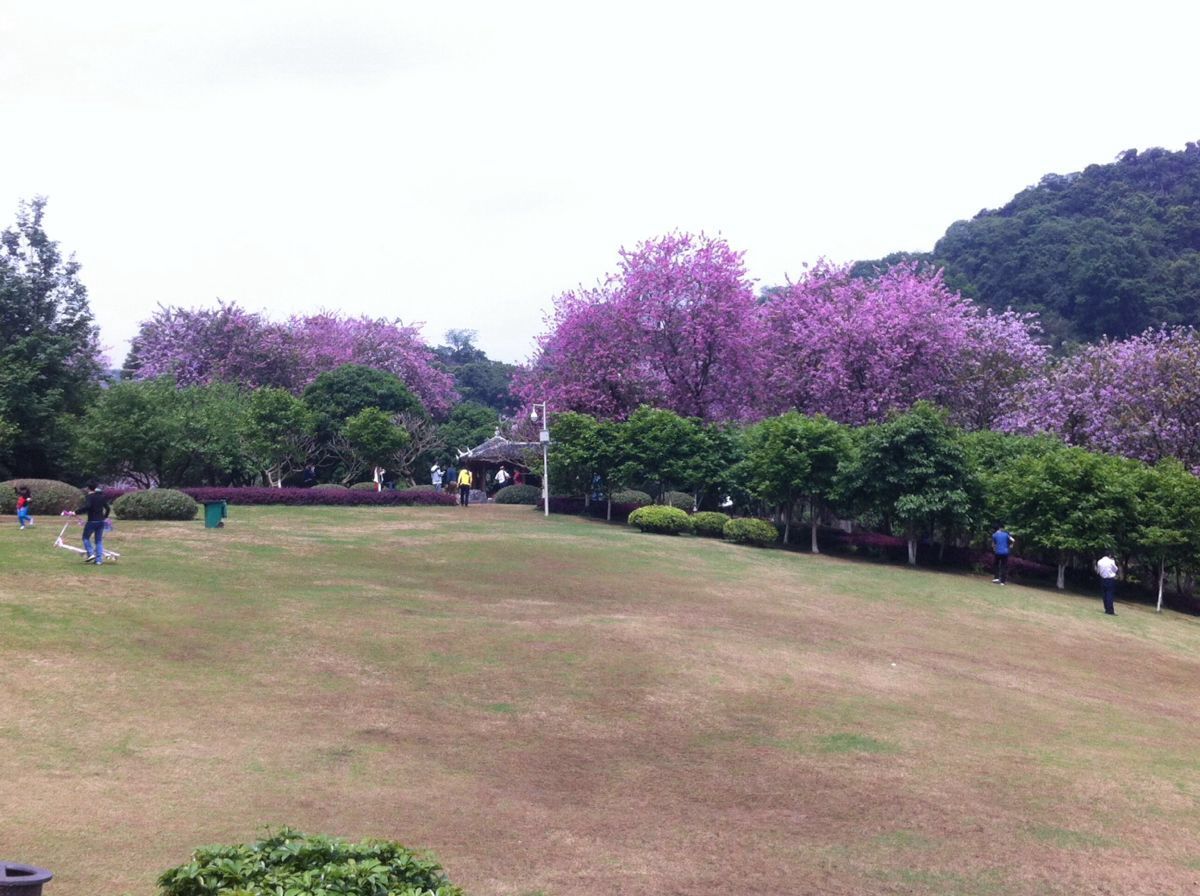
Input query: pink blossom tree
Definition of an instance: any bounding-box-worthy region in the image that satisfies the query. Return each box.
[760,263,1047,428]
[516,232,766,422]
[1002,327,1200,470]
[128,303,458,416]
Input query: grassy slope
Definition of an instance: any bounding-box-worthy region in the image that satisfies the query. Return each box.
[2,506,1199,896]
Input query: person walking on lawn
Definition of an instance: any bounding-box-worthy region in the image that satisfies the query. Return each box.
[992,524,1015,585]
[457,467,474,506]
[77,481,111,565]
[1096,551,1119,615]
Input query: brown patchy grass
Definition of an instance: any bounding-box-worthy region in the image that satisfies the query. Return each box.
[3,505,1200,895]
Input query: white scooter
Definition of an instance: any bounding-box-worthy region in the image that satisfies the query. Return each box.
[54,516,120,563]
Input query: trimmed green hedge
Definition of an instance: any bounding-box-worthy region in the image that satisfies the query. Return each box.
[311,483,348,490]
[662,490,694,511]
[611,489,652,507]
[1,479,84,515]
[494,484,541,505]
[349,481,379,491]
[628,505,693,535]
[157,828,463,896]
[723,517,779,547]
[113,489,199,521]
[692,511,731,538]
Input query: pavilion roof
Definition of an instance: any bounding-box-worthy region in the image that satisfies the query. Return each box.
[458,435,539,467]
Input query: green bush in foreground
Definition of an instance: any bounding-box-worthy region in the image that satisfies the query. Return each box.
[157,828,463,896]
[628,504,692,535]
[494,484,541,504]
[113,489,199,521]
[723,517,779,547]
[350,481,379,491]
[0,479,84,515]
[611,489,653,507]
[662,490,694,511]
[692,511,731,538]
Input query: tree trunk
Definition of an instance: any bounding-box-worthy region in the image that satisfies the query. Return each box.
[1157,559,1165,613]
[1056,561,1066,590]
[907,536,917,566]
[810,498,820,554]
[606,497,612,521]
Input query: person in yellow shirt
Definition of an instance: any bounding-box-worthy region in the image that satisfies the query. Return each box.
[457,467,473,507]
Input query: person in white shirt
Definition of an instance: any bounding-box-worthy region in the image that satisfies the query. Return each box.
[1096,552,1119,616]
[494,466,510,492]
[431,464,443,489]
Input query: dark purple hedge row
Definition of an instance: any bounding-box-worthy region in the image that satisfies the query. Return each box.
[101,487,457,507]
[545,497,644,523]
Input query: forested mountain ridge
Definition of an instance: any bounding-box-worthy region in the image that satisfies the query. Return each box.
[852,142,1200,346]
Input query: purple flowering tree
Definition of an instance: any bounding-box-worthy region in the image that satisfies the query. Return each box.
[760,263,1047,428]
[1003,328,1200,470]
[128,304,458,416]
[516,233,766,422]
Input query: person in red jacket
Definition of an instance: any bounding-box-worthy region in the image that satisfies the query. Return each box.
[15,486,33,530]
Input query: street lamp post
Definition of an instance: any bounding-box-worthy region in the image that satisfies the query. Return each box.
[530,402,550,517]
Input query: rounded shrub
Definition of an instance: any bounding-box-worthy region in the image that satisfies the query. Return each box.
[312,483,348,490]
[0,479,84,515]
[349,481,378,491]
[405,484,441,493]
[611,489,652,507]
[723,517,780,547]
[112,489,199,521]
[494,484,541,505]
[662,490,694,511]
[157,827,463,896]
[692,511,731,538]
[628,504,693,535]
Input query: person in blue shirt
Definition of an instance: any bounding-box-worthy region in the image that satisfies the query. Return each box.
[992,525,1015,585]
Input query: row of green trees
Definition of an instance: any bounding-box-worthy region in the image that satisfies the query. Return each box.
[73,365,499,488]
[548,403,1200,607]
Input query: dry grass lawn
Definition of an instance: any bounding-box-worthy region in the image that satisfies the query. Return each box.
[3,504,1200,895]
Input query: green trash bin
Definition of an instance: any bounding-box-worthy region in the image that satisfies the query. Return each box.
[203,500,227,529]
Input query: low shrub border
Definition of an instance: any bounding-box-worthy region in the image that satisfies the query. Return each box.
[628,505,693,535]
[692,511,731,537]
[661,490,694,511]
[611,489,653,507]
[98,487,457,507]
[495,484,542,504]
[187,487,456,506]
[723,517,779,547]
[113,489,199,521]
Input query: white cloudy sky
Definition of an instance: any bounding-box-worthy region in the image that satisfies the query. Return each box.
[2,1,1196,365]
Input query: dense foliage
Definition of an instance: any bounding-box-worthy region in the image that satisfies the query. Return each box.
[0,478,83,515]
[0,199,102,478]
[855,144,1200,345]
[112,489,199,521]
[157,828,462,896]
[627,505,693,535]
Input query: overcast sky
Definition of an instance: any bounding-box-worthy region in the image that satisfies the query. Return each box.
[2,1,1197,366]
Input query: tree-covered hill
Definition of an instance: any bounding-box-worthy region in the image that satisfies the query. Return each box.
[853,143,1200,346]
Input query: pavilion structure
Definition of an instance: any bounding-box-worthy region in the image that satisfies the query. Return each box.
[455,433,541,492]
